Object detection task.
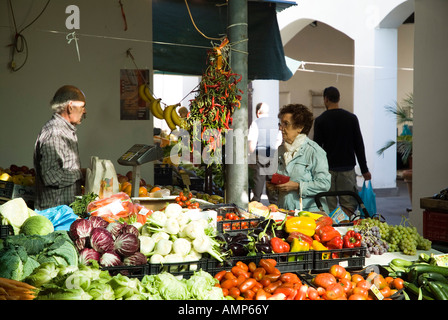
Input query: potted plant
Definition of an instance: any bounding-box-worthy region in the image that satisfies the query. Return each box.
[377,93,413,200]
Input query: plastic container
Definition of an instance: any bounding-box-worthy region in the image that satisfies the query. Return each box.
[0,224,13,239]
[203,203,264,234]
[148,259,209,279]
[101,263,149,279]
[0,181,14,199]
[312,246,366,272]
[423,210,448,243]
[206,250,313,275]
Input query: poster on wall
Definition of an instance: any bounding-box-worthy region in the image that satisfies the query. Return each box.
[120,69,149,120]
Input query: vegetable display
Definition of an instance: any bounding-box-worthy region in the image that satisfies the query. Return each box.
[69,215,142,268]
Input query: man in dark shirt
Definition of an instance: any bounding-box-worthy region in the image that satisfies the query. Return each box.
[313,86,371,214]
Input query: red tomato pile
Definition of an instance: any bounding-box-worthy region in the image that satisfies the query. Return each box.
[175,191,200,209]
[217,212,250,231]
[214,259,311,300]
[214,261,405,300]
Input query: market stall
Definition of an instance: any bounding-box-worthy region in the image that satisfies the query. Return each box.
[1,183,447,301]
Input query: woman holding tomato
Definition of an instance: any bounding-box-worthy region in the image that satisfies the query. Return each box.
[267,104,331,212]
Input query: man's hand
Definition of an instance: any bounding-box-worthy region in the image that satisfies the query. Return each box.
[363,172,372,180]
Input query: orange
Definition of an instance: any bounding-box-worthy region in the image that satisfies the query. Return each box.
[150,186,161,193]
[139,186,148,197]
[120,181,131,192]
[122,183,132,196]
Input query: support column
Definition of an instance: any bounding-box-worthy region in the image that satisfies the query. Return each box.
[225,0,249,208]
[353,28,398,190]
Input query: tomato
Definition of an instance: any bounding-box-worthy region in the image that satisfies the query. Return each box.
[242,289,255,300]
[349,293,366,300]
[175,196,181,202]
[380,286,391,298]
[188,192,193,199]
[185,200,191,206]
[338,278,352,293]
[351,274,364,284]
[259,259,277,274]
[221,278,238,289]
[324,283,346,300]
[224,271,236,280]
[351,286,368,298]
[307,287,319,300]
[178,201,184,207]
[329,264,347,279]
[248,262,257,273]
[214,270,226,281]
[313,273,337,289]
[179,191,184,197]
[231,266,250,278]
[280,273,301,284]
[392,277,404,290]
[252,268,266,281]
[228,287,241,299]
[259,278,271,288]
[181,195,187,201]
[356,280,371,291]
[236,261,249,272]
[239,278,257,293]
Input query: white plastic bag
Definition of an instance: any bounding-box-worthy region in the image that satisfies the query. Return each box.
[85,156,119,199]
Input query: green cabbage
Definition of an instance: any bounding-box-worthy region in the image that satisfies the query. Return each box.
[20,215,54,236]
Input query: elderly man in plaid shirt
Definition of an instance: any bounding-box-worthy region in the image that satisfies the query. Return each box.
[33,85,87,210]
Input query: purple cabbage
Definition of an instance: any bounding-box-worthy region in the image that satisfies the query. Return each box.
[122,224,139,238]
[69,219,93,240]
[114,233,140,257]
[90,227,114,253]
[74,237,87,252]
[88,215,109,229]
[123,251,147,266]
[79,248,100,265]
[100,251,122,267]
[106,222,126,239]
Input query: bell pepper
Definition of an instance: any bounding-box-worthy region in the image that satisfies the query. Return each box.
[286,231,313,246]
[315,216,333,232]
[343,230,362,248]
[271,237,290,253]
[284,216,316,237]
[288,238,310,261]
[311,240,330,260]
[315,225,341,243]
[326,236,343,249]
[298,211,323,220]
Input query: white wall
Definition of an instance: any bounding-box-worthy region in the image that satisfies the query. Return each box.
[0,0,155,182]
[412,0,448,233]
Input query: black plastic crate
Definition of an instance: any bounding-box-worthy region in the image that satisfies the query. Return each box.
[0,181,14,199]
[203,203,264,234]
[148,258,209,279]
[101,263,149,279]
[206,251,313,275]
[154,164,172,186]
[312,246,366,272]
[0,224,14,239]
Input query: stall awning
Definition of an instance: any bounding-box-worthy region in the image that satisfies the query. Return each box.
[152,0,297,81]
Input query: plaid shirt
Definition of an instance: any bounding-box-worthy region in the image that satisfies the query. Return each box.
[33,113,83,210]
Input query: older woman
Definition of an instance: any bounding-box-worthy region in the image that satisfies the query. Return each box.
[269,104,331,212]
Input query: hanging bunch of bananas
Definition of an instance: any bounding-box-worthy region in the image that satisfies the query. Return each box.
[138,83,185,131]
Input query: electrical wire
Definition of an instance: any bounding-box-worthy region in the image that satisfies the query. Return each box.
[184,0,222,41]
[8,0,51,72]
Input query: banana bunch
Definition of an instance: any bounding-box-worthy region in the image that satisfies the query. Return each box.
[138,83,184,131]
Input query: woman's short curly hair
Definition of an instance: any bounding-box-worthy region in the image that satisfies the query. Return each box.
[278,104,314,135]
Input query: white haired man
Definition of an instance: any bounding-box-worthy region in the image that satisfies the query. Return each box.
[33,85,87,210]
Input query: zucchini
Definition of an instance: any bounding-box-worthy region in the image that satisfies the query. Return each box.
[426,281,448,300]
[408,264,448,284]
[420,272,448,285]
[404,281,434,300]
[391,258,414,268]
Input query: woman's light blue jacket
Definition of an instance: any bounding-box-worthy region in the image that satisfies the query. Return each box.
[276,137,331,212]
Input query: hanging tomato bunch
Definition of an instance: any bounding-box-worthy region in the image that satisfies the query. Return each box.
[184,37,243,158]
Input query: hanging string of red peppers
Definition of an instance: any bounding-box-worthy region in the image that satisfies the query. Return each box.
[185,38,243,157]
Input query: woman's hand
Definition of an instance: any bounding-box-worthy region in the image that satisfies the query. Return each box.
[275,180,300,193]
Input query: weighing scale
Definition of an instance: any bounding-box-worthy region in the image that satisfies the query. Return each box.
[117,144,163,198]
